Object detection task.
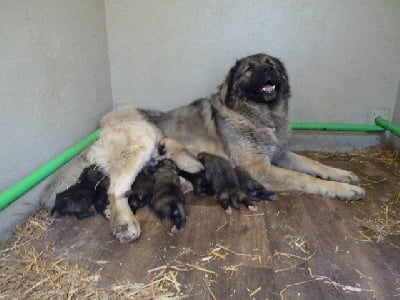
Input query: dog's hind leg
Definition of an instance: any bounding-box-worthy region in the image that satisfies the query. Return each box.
[87,109,162,243]
[107,135,156,243]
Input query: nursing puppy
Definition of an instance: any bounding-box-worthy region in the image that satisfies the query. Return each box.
[52,165,109,219]
[45,53,365,243]
[180,153,275,205]
[151,159,186,232]
[197,152,258,213]
[234,166,276,201]
[126,164,157,213]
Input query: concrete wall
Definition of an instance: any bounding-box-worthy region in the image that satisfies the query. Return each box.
[105,0,400,150]
[0,0,113,239]
[390,83,400,148]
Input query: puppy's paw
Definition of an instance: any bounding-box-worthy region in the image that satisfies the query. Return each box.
[247,205,258,212]
[170,203,187,230]
[218,189,240,210]
[103,204,111,220]
[225,206,233,215]
[247,183,276,201]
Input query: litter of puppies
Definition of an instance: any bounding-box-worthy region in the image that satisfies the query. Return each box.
[51,146,273,233]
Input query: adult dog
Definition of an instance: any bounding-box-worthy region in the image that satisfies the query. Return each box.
[44,53,365,243]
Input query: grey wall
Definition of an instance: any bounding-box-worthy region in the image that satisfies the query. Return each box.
[0,0,113,239]
[105,0,400,150]
[390,83,400,148]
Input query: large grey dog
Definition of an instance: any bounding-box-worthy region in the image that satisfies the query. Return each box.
[44,53,365,243]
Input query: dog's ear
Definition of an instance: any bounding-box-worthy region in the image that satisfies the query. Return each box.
[271,57,290,98]
[218,82,229,104]
[220,60,241,107]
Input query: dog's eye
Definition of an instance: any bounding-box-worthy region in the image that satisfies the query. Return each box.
[244,64,254,73]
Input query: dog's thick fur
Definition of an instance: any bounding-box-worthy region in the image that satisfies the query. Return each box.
[43,53,365,243]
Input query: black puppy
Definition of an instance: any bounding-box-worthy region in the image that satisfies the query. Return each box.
[126,164,157,213]
[52,165,109,219]
[151,159,186,232]
[196,152,253,213]
[178,169,212,196]
[180,153,275,206]
[234,166,275,201]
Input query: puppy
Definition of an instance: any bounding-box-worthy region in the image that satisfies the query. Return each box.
[234,166,276,201]
[178,169,213,196]
[52,165,109,219]
[151,159,186,232]
[126,164,157,213]
[197,152,257,213]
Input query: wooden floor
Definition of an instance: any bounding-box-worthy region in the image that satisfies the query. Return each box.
[43,149,400,299]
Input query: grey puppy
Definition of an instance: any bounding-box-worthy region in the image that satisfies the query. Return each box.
[45,53,365,243]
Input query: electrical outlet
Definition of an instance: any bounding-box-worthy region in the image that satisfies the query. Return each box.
[366,107,390,124]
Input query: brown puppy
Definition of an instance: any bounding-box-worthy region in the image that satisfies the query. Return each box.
[151,159,186,232]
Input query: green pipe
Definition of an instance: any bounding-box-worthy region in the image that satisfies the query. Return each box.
[291,122,385,132]
[0,129,100,211]
[375,117,400,137]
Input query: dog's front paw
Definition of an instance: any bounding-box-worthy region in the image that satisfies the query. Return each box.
[342,171,360,185]
[321,182,365,201]
[322,168,360,185]
[339,184,365,201]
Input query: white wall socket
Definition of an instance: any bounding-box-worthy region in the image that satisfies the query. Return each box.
[366,107,390,124]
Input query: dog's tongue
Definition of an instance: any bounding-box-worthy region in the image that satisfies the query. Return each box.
[261,84,275,93]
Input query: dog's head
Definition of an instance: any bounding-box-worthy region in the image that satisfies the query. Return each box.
[222,53,290,106]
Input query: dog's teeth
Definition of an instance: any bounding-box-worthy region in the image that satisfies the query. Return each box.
[262,85,275,92]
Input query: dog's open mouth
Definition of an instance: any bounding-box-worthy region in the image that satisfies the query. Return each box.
[260,81,276,95]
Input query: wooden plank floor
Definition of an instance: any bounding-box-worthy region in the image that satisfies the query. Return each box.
[42,149,400,299]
